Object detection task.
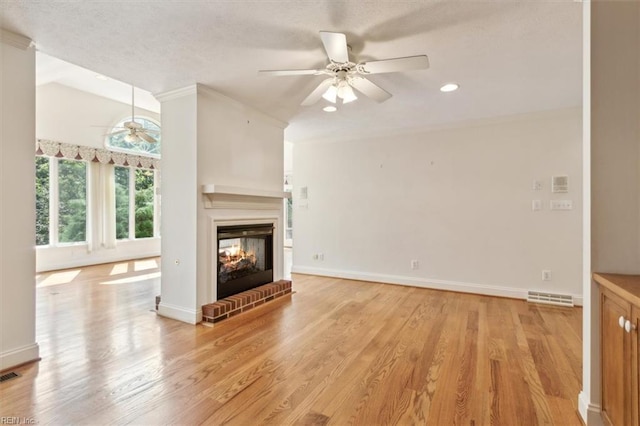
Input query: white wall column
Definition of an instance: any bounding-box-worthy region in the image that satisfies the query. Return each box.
[580,1,640,424]
[0,30,40,370]
[156,84,286,324]
[156,86,199,324]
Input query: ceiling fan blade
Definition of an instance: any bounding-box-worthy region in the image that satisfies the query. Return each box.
[106,129,128,136]
[138,132,157,143]
[320,31,349,63]
[259,69,324,77]
[349,76,392,103]
[358,55,430,74]
[301,78,335,106]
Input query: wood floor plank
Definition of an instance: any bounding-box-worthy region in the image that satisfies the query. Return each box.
[0,260,584,425]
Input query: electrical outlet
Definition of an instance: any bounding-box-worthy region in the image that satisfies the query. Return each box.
[312,254,318,260]
[411,260,419,270]
[318,253,324,261]
[542,270,552,281]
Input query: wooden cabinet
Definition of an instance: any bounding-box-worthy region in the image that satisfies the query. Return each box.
[595,273,640,426]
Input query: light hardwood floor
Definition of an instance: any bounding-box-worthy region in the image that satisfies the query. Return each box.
[1,259,583,425]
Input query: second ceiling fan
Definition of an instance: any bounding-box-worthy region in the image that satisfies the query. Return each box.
[259,31,430,106]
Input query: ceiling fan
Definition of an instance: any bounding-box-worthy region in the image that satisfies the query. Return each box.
[259,31,429,106]
[107,86,159,143]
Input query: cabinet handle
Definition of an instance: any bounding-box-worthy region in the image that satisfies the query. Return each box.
[619,315,626,328]
[624,319,637,333]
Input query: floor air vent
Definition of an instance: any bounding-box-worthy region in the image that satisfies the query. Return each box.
[0,371,20,383]
[527,291,574,307]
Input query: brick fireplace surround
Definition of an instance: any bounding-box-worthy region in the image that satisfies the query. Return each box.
[202,279,292,324]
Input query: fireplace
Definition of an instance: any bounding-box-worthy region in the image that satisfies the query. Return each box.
[217,223,274,299]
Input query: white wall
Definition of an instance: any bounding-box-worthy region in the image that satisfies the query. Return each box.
[196,86,286,308]
[35,82,161,271]
[293,108,583,302]
[196,88,285,191]
[0,31,40,370]
[580,2,640,424]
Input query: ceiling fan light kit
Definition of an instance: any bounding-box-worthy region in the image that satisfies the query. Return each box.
[259,31,430,107]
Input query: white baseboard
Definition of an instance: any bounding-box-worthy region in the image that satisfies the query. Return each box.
[0,343,40,371]
[578,391,603,425]
[157,302,202,324]
[291,266,584,306]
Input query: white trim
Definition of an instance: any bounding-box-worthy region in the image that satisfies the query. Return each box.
[0,343,40,371]
[295,107,581,145]
[196,84,288,129]
[202,184,288,199]
[578,391,603,426]
[36,238,160,272]
[157,302,202,324]
[291,266,584,306]
[0,29,34,50]
[153,84,198,102]
[154,84,287,129]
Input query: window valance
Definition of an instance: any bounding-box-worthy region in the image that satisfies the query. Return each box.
[36,139,161,170]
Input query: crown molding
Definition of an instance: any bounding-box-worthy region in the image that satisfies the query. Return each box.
[0,29,34,50]
[196,84,288,130]
[155,83,288,130]
[153,84,198,102]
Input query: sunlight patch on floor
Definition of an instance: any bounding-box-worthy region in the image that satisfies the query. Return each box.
[100,272,161,285]
[38,269,81,287]
[134,259,159,272]
[110,263,130,276]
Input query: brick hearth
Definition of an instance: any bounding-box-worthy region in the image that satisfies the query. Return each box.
[202,279,292,324]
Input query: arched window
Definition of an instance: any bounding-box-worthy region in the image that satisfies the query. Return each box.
[105,116,161,158]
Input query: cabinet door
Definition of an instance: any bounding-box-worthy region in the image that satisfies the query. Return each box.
[601,289,631,426]
[632,306,639,426]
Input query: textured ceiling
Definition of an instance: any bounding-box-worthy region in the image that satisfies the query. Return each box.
[0,1,582,143]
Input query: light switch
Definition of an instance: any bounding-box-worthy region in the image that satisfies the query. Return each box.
[550,200,572,210]
[532,180,542,191]
[532,200,542,211]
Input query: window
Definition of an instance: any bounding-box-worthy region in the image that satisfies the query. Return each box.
[35,157,159,247]
[105,116,161,157]
[114,166,157,240]
[35,157,87,246]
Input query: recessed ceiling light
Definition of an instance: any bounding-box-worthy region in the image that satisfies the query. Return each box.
[323,106,337,112]
[95,74,108,81]
[440,83,459,92]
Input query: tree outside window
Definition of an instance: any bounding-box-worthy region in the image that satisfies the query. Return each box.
[35,157,50,246]
[115,166,130,239]
[135,169,154,238]
[58,159,87,243]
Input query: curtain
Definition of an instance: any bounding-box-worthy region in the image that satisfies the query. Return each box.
[87,162,116,252]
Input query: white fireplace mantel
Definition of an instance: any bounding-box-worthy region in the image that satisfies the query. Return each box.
[202,184,289,199]
[202,184,290,209]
